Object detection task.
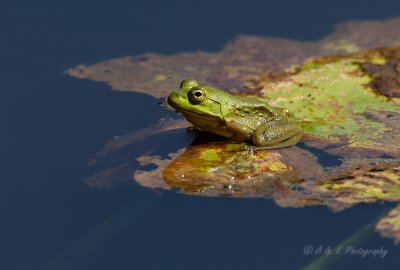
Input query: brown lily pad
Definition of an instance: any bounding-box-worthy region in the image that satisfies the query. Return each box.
[66,17,400,98]
[376,205,400,244]
[68,17,400,243]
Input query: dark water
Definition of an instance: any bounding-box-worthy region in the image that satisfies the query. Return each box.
[2,0,400,269]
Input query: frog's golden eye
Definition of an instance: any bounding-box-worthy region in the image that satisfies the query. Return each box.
[189,88,207,103]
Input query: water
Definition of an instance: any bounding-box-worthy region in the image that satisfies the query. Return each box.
[2,0,400,269]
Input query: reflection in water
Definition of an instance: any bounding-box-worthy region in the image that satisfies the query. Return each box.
[41,192,166,270]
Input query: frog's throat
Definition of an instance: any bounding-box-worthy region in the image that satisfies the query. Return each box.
[176,107,224,123]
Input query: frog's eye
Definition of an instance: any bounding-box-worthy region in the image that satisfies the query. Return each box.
[189,88,207,103]
[180,79,199,89]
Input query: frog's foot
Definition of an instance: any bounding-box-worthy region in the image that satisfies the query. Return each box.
[252,121,304,149]
[250,133,303,150]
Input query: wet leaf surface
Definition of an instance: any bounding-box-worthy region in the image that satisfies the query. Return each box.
[68,17,400,243]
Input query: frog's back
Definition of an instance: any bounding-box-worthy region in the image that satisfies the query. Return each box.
[224,98,286,129]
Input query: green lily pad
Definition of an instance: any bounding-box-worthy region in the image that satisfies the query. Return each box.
[253,46,400,151]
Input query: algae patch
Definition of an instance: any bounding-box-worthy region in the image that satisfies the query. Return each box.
[257,49,400,149]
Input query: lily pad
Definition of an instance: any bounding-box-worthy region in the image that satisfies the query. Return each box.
[67,17,400,243]
[66,17,400,98]
[376,205,400,244]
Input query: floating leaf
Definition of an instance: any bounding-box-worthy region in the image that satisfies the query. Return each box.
[376,205,400,244]
[66,18,400,98]
[68,17,400,243]
[251,46,400,152]
[130,46,400,211]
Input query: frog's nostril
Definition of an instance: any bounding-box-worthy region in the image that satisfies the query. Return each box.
[167,93,182,106]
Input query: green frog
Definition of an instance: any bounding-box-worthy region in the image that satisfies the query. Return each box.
[167,79,304,149]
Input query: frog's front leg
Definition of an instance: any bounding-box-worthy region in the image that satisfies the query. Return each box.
[252,120,303,149]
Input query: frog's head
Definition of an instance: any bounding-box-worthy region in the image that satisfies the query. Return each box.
[168,79,230,128]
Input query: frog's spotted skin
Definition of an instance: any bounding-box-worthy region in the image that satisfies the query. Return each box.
[167,79,304,149]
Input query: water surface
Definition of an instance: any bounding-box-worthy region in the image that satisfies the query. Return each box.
[2,0,400,269]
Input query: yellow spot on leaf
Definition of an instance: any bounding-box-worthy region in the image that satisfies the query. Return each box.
[200,149,221,162]
[154,74,167,81]
[269,162,288,172]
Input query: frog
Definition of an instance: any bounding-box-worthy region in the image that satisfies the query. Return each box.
[167,79,304,149]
